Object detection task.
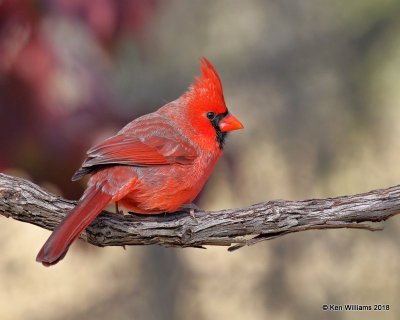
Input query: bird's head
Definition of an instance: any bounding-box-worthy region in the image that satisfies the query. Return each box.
[184,57,243,149]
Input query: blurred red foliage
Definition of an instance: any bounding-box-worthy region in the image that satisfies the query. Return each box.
[0,0,159,198]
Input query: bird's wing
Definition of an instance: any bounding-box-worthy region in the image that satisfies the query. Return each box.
[72,116,198,181]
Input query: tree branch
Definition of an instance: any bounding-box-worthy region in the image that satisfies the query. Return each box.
[0,173,399,251]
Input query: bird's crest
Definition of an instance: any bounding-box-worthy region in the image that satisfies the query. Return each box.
[193,57,223,94]
[186,57,226,115]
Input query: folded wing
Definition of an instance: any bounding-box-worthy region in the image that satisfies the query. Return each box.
[72,115,198,181]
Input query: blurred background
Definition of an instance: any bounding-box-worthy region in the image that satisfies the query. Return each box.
[1,0,400,319]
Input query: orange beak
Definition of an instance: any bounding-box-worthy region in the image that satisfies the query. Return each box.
[219,113,244,132]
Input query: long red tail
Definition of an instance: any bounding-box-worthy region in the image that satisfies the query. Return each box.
[36,186,112,266]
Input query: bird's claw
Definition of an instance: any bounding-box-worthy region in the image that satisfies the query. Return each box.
[189,208,199,224]
[180,204,200,224]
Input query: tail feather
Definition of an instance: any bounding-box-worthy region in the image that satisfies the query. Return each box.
[36,186,112,266]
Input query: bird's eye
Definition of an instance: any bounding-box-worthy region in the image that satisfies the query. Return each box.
[206,112,215,120]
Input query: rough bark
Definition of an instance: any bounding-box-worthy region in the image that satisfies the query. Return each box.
[0,173,399,251]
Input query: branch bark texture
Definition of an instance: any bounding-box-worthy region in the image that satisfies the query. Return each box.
[0,173,399,251]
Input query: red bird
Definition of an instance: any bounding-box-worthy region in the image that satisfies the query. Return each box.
[36,58,243,266]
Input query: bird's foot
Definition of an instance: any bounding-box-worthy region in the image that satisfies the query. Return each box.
[189,208,198,224]
[181,203,200,224]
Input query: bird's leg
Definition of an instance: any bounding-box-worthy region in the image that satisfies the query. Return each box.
[180,203,200,223]
[115,202,126,250]
[115,201,124,215]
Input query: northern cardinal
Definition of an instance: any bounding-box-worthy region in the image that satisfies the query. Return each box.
[36,58,243,266]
